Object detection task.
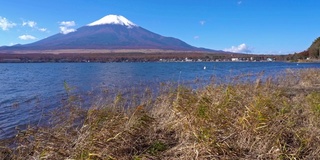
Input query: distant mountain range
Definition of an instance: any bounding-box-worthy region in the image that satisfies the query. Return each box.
[0,15,218,52]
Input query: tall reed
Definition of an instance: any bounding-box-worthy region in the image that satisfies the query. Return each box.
[1,68,320,159]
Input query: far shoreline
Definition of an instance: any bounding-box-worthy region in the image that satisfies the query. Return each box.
[0,50,289,63]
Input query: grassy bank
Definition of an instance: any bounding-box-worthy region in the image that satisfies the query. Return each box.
[1,69,320,159]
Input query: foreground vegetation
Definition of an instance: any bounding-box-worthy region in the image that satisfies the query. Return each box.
[1,69,320,159]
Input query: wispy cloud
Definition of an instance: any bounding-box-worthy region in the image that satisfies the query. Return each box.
[224,43,252,53]
[22,20,37,28]
[59,21,76,34]
[19,34,36,40]
[194,36,200,40]
[238,1,242,5]
[9,43,18,46]
[200,20,206,26]
[38,28,47,32]
[22,20,48,32]
[60,21,75,27]
[60,26,76,34]
[0,16,16,30]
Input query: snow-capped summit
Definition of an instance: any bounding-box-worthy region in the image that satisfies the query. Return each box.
[5,14,217,51]
[87,15,137,28]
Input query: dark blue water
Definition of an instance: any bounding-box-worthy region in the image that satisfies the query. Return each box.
[0,62,319,139]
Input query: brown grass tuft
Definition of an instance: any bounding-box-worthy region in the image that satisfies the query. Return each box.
[1,68,320,159]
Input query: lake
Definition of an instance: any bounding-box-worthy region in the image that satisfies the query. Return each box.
[0,62,319,139]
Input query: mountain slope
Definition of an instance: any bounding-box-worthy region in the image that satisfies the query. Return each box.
[6,15,212,51]
[308,37,320,58]
[289,37,320,61]
[24,24,196,50]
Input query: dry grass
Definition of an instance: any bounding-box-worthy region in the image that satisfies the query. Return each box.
[1,68,320,160]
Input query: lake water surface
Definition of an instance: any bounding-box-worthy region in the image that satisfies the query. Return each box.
[0,62,319,139]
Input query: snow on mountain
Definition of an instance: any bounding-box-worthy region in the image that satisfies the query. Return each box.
[87,15,137,28]
[0,14,218,52]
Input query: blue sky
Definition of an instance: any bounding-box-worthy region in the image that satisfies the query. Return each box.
[0,0,320,54]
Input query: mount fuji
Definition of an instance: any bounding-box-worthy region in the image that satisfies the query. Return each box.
[2,15,215,51]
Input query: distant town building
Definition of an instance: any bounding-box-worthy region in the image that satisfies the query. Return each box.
[231,58,239,62]
[185,57,192,62]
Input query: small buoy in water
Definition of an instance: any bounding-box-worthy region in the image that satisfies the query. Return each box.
[203,66,206,70]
